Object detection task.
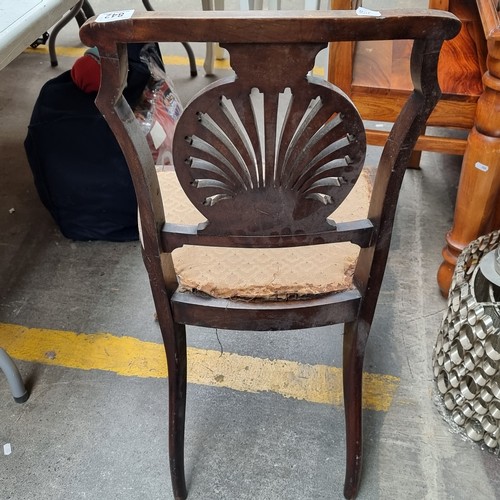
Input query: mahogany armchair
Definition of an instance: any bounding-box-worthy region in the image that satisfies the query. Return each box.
[80,10,460,499]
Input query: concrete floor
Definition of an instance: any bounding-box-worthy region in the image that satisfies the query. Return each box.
[1,2,500,499]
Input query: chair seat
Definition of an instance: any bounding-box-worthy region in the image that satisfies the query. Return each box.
[157,169,372,300]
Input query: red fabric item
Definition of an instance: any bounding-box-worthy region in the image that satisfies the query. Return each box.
[71,55,101,93]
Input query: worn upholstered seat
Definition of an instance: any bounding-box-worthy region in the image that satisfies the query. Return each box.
[80,10,460,499]
[159,168,371,299]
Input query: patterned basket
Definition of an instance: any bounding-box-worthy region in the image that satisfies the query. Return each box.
[433,230,500,450]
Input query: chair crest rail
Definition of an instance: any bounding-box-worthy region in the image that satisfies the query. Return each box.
[80,10,461,48]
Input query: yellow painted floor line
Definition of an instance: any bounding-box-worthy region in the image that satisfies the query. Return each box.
[23,46,325,75]
[25,46,87,59]
[0,322,398,411]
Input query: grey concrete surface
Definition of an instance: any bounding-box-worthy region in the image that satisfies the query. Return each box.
[1,2,500,499]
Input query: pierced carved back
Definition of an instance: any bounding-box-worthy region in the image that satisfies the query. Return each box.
[172,43,366,236]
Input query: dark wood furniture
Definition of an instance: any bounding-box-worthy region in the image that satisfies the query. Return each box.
[80,10,460,499]
[329,0,485,163]
[328,0,500,296]
[437,0,500,295]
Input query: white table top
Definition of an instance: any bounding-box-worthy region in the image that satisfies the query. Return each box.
[0,0,77,71]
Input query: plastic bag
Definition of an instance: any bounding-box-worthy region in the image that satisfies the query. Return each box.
[134,44,183,167]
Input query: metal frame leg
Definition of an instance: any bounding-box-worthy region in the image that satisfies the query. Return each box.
[75,1,96,27]
[0,348,29,403]
[143,0,197,76]
[49,0,85,66]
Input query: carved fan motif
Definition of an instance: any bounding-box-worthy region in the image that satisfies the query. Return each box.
[173,73,366,235]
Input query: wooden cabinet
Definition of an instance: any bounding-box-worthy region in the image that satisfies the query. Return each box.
[328,0,500,295]
[329,0,485,156]
[438,0,500,295]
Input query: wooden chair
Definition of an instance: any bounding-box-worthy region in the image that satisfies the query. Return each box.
[80,10,460,499]
[329,0,485,165]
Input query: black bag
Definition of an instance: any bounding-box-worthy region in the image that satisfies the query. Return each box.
[24,44,160,241]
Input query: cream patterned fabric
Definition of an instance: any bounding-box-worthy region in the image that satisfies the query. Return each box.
[157,168,372,299]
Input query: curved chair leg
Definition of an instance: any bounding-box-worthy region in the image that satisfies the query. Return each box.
[202,0,226,75]
[163,322,188,500]
[181,42,198,77]
[342,320,369,499]
[49,0,85,66]
[76,1,95,27]
[203,42,215,76]
[75,10,87,26]
[142,1,197,77]
[0,348,29,403]
[201,0,217,75]
[82,0,95,19]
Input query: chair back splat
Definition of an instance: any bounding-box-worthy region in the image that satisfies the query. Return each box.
[80,10,460,499]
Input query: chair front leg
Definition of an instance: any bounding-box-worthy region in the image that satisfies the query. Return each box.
[342,319,369,499]
[165,322,188,500]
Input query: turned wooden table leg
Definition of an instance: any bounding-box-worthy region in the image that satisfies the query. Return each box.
[437,40,500,296]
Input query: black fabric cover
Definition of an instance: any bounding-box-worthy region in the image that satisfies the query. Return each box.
[24,44,158,241]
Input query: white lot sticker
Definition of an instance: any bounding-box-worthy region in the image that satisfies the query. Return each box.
[96,10,135,23]
[150,121,167,151]
[475,161,489,172]
[3,443,12,456]
[356,7,381,16]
